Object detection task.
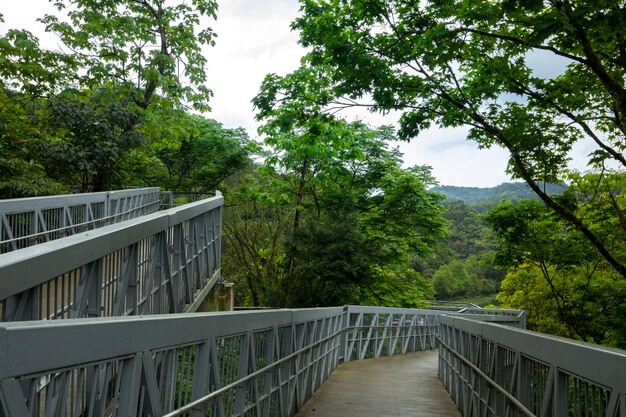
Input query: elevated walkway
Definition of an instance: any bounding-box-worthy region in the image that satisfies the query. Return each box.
[295,350,460,417]
[0,190,224,321]
[1,190,625,417]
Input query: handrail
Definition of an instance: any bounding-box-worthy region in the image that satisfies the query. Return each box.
[0,192,223,321]
[0,199,159,247]
[0,187,161,252]
[437,336,536,417]
[438,315,626,417]
[0,187,159,213]
[164,327,347,417]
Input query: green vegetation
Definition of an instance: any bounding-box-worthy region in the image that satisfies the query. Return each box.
[250,0,626,347]
[223,117,447,307]
[0,0,225,195]
[411,200,506,302]
[2,1,626,347]
[272,0,626,279]
[487,173,626,347]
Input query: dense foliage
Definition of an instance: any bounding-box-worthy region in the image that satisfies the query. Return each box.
[1,2,447,310]
[0,1,238,195]
[487,172,626,347]
[223,117,447,307]
[2,1,626,344]
[412,200,505,301]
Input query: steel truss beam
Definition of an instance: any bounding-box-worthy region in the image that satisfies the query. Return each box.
[0,306,527,417]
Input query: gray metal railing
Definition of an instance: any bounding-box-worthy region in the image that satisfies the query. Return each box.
[438,315,626,417]
[0,305,526,417]
[0,188,162,253]
[0,192,223,322]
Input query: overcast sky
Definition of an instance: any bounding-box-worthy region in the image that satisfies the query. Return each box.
[1,1,599,187]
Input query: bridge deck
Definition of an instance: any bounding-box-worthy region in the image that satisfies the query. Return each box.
[295,349,461,417]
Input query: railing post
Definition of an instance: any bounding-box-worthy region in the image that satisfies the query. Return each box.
[104,191,111,225]
[29,210,38,246]
[341,306,349,364]
[190,341,212,417]
[553,369,569,417]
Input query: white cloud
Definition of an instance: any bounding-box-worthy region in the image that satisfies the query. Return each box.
[205,0,303,135]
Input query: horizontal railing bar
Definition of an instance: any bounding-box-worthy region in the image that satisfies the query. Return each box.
[0,199,161,247]
[446,313,524,322]
[0,187,160,214]
[166,320,447,417]
[346,304,525,317]
[439,316,626,393]
[348,325,437,329]
[0,305,527,417]
[0,307,345,378]
[345,305,448,315]
[438,336,537,417]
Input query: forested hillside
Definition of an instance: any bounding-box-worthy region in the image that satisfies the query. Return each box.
[433,183,565,209]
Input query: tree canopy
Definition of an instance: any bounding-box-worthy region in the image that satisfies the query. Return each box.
[258,0,626,279]
[224,115,447,307]
[40,0,217,111]
[0,1,229,195]
[487,172,626,346]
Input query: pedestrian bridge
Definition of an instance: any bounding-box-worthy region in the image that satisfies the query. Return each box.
[1,190,625,417]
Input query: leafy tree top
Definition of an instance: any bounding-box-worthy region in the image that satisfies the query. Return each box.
[19,0,218,111]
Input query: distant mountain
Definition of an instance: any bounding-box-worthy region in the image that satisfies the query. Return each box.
[432,182,565,208]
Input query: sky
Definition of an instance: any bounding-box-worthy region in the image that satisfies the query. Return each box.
[1,1,600,187]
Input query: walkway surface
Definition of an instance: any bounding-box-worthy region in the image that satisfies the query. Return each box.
[295,350,461,417]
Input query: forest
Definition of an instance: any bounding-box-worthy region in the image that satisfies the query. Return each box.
[1,0,625,348]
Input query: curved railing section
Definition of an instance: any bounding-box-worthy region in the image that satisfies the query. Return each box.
[0,305,526,417]
[438,315,626,417]
[344,306,525,361]
[0,188,162,253]
[0,193,223,321]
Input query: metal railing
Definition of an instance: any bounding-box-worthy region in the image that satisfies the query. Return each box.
[0,305,527,417]
[0,188,162,253]
[438,315,626,417]
[344,306,441,361]
[0,192,223,321]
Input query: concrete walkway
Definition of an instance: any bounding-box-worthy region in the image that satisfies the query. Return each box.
[295,350,461,417]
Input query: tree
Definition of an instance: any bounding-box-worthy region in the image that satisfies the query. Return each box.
[430,256,500,300]
[222,171,293,307]
[270,0,626,279]
[40,0,217,111]
[224,112,448,307]
[0,88,66,198]
[40,88,144,191]
[486,180,626,347]
[0,21,75,197]
[287,211,373,306]
[0,1,221,195]
[155,115,251,193]
[0,23,76,97]
[441,201,491,258]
